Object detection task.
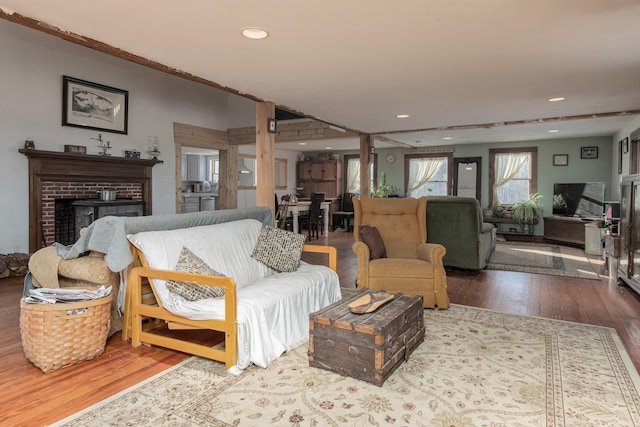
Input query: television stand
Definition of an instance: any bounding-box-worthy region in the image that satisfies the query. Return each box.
[543,216,589,247]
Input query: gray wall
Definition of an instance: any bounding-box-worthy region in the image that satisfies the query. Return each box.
[0,19,258,253]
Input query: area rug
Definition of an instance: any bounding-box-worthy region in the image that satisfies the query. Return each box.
[50,305,640,427]
[487,241,601,279]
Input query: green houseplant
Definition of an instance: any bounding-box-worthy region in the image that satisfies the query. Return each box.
[512,193,543,234]
[489,203,505,218]
[371,172,400,197]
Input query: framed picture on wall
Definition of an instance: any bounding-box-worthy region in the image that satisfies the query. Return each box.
[62,76,129,134]
[553,154,568,166]
[619,139,624,174]
[580,146,598,159]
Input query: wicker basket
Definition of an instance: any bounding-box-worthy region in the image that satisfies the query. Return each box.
[20,294,112,373]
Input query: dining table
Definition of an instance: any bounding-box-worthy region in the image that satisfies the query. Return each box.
[288,201,331,236]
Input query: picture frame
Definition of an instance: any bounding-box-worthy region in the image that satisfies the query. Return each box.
[580,146,598,159]
[553,154,568,166]
[618,139,624,174]
[623,137,629,154]
[268,118,277,134]
[62,76,128,134]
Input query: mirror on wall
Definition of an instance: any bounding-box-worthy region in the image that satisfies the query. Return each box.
[238,155,287,189]
[453,157,481,200]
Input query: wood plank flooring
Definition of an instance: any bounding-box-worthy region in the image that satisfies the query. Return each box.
[2,231,639,426]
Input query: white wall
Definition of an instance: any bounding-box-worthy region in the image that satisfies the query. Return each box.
[0,20,251,253]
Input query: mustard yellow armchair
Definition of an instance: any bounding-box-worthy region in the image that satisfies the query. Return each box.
[352,196,450,309]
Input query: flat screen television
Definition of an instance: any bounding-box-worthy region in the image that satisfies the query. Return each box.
[552,182,605,219]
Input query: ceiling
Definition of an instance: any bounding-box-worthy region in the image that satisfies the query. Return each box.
[3,1,640,152]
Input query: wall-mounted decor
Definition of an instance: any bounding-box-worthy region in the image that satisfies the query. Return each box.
[619,138,624,174]
[64,144,87,154]
[580,146,598,159]
[268,118,277,133]
[62,76,128,134]
[623,137,629,154]
[553,154,568,166]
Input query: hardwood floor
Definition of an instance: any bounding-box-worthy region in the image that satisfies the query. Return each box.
[2,231,640,426]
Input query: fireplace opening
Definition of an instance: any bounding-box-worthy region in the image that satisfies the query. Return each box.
[54,199,76,246]
[53,198,146,246]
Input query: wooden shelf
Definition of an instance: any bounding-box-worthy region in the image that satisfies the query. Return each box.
[485,217,535,242]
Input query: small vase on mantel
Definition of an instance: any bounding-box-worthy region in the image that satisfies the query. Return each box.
[522,224,531,235]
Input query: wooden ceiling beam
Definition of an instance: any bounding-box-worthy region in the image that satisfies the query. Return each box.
[228,121,359,145]
[374,110,640,136]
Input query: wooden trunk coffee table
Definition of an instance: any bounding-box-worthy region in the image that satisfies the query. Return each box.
[308,288,425,386]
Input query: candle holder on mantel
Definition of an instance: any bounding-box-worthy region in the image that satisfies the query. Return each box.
[147,136,160,159]
[147,148,161,160]
[91,133,111,156]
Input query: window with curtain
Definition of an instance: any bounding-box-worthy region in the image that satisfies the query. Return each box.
[344,154,375,194]
[405,153,453,197]
[489,147,538,205]
[208,158,219,186]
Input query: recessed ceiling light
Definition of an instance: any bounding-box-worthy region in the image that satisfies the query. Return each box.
[548,129,559,133]
[548,97,565,102]
[298,142,307,146]
[241,27,269,40]
[395,114,410,119]
[443,137,453,140]
[325,146,333,150]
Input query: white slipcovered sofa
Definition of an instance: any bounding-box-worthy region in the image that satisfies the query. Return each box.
[55,207,341,374]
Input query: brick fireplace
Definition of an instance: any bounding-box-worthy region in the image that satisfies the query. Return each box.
[46,181,143,245]
[20,149,162,252]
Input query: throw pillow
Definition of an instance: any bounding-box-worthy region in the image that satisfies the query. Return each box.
[251,225,306,272]
[166,247,226,301]
[359,225,387,259]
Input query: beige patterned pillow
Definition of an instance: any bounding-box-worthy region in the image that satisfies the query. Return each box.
[251,225,306,272]
[166,247,226,301]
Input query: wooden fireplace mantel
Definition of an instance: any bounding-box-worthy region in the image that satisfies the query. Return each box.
[19,148,163,168]
[20,149,162,252]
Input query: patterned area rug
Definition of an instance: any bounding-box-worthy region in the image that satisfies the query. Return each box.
[487,241,601,279]
[51,305,640,427]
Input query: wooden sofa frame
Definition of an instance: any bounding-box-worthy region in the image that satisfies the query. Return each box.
[122,243,337,370]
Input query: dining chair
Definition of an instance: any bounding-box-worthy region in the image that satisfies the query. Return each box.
[276,195,293,230]
[300,192,324,239]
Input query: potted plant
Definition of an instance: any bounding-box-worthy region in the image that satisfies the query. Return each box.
[489,203,505,218]
[512,193,543,234]
[371,172,400,197]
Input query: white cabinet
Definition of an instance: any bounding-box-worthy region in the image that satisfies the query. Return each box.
[182,196,200,213]
[181,155,188,181]
[186,155,206,181]
[584,223,602,255]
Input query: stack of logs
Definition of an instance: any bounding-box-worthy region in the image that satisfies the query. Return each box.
[0,253,31,278]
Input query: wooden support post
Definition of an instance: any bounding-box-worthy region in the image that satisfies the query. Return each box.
[360,134,373,198]
[256,102,276,216]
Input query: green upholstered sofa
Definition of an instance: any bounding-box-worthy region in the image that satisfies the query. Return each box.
[425,196,496,270]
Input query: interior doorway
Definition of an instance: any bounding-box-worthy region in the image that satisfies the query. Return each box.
[173,122,238,212]
[453,157,481,201]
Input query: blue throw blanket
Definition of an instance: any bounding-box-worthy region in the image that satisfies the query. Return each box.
[56,207,273,272]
